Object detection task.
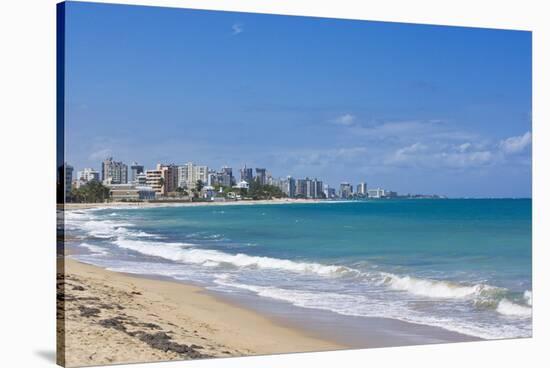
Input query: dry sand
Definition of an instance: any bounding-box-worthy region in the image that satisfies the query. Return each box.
[58,258,344,367]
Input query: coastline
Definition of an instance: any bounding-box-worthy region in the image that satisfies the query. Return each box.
[61,198,332,211]
[59,257,345,367]
[59,198,531,365]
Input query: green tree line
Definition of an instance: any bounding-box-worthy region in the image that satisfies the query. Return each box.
[70,181,111,203]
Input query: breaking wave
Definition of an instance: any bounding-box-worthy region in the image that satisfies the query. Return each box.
[65,208,532,340]
[382,274,502,299]
[113,237,355,276]
[496,299,532,317]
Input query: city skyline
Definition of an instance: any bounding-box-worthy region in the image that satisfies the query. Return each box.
[64,2,532,198]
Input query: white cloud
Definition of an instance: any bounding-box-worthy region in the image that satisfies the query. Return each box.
[333,113,356,126]
[386,142,495,169]
[231,23,243,35]
[340,119,478,143]
[89,148,112,161]
[457,142,472,153]
[499,132,532,154]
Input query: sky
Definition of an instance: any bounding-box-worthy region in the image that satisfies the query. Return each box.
[64,2,532,198]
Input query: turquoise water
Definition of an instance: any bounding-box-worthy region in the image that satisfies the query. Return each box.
[67,199,532,340]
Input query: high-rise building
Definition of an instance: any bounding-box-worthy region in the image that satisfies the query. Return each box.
[282,176,296,198]
[340,182,353,199]
[77,168,100,183]
[323,184,336,199]
[130,162,144,183]
[158,164,178,194]
[221,166,234,186]
[210,166,233,187]
[177,162,208,189]
[65,163,73,200]
[268,175,284,190]
[255,168,267,185]
[311,178,324,198]
[357,182,368,196]
[102,157,128,185]
[296,178,309,197]
[240,165,253,183]
[296,178,324,199]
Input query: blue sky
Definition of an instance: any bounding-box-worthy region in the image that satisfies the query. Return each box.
[64,2,532,198]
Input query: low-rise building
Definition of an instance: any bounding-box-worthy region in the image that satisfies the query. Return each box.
[233,180,249,190]
[201,185,216,200]
[367,188,386,199]
[109,184,156,201]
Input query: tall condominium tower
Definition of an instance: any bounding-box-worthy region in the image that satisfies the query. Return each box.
[240,165,253,183]
[102,157,128,185]
[255,168,267,185]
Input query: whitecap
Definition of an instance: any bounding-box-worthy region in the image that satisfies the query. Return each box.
[496,299,532,317]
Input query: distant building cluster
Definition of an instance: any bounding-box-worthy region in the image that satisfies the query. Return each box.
[60,156,442,203]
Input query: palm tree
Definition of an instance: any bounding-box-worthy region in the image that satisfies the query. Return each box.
[195,179,204,193]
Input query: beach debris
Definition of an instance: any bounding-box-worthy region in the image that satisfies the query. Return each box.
[130,331,206,358]
[99,317,127,332]
[98,316,207,358]
[79,306,101,318]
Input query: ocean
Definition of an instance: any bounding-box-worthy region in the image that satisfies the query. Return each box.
[65,199,532,342]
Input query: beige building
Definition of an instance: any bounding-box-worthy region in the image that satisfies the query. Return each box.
[145,170,164,196]
[146,164,178,196]
[177,162,208,189]
[158,164,178,194]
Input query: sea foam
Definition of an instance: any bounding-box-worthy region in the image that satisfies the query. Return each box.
[113,237,355,276]
[66,208,532,340]
[496,299,532,317]
[383,273,500,299]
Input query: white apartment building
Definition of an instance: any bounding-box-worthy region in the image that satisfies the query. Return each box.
[357,182,368,196]
[177,162,208,189]
[367,188,386,199]
[77,168,100,183]
[102,157,128,185]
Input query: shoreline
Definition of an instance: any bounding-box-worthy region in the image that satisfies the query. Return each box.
[61,198,334,211]
[59,257,346,367]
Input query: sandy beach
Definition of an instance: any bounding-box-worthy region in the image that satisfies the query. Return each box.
[61,198,330,211]
[57,258,344,367]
